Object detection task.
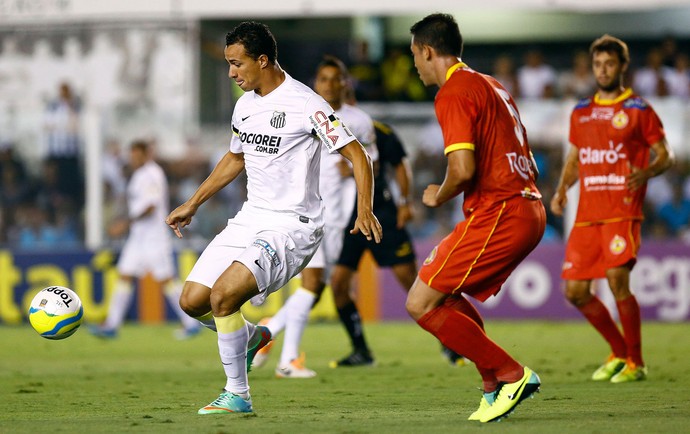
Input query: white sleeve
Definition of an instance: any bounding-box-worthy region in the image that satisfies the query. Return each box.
[304,96,356,154]
[128,172,161,218]
[229,111,242,154]
[357,117,378,162]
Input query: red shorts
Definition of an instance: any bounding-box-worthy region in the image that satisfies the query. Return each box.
[418,197,545,302]
[562,220,641,280]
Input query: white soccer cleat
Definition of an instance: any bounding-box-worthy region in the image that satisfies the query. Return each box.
[275,353,317,378]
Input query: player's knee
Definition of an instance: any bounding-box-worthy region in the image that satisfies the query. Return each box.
[179,284,211,317]
[209,284,253,317]
[300,271,325,293]
[330,276,352,307]
[606,265,632,299]
[179,291,205,317]
[564,286,591,307]
[609,284,632,300]
[405,295,433,321]
[209,288,235,317]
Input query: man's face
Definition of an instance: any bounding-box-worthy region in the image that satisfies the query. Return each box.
[314,65,346,107]
[224,43,263,92]
[410,38,433,86]
[592,51,627,92]
[129,147,147,170]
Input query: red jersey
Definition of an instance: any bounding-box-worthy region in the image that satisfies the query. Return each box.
[569,88,665,224]
[435,63,540,215]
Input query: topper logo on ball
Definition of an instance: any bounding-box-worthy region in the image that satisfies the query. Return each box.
[45,286,75,307]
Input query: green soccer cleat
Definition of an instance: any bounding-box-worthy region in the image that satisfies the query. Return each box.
[610,360,648,383]
[591,354,626,381]
[198,391,253,414]
[468,391,495,421]
[247,325,272,373]
[479,366,541,423]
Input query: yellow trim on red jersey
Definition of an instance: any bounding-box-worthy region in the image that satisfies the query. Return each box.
[445,61,468,81]
[573,216,643,227]
[444,142,475,155]
[452,201,507,294]
[427,214,475,287]
[593,88,633,105]
[627,220,640,256]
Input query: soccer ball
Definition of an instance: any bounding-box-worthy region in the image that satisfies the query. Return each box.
[29,286,83,340]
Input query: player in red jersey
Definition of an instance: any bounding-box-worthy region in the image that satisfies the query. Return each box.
[551,34,674,383]
[406,14,545,423]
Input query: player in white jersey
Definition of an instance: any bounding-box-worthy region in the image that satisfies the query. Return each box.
[91,140,201,339]
[251,56,377,378]
[165,22,382,415]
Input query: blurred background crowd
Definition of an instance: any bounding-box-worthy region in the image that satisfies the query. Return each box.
[0,13,689,252]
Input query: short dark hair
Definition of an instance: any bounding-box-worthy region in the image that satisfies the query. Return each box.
[590,34,629,65]
[130,140,149,153]
[316,55,349,78]
[410,13,463,58]
[225,21,278,64]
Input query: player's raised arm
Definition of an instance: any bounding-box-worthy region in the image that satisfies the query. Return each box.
[337,139,382,243]
[166,150,245,238]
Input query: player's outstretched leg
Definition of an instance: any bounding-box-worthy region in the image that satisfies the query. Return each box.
[479,367,541,423]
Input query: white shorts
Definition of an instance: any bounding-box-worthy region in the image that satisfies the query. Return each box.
[117,236,175,281]
[305,224,345,279]
[186,204,324,306]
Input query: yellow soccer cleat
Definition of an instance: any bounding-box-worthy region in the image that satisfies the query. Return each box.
[468,392,495,421]
[480,367,541,423]
[591,354,627,381]
[610,360,648,383]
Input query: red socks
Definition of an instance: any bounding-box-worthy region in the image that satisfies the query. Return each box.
[577,296,627,358]
[443,297,497,391]
[417,304,523,384]
[617,295,644,366]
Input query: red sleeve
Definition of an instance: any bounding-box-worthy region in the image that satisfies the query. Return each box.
[435,90,477,155]
[640,107,665,146]
[568,110,581,148]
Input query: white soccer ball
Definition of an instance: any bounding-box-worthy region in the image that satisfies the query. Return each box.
[29,286,83,340]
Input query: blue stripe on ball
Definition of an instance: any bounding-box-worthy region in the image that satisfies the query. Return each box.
[41,306,84,338]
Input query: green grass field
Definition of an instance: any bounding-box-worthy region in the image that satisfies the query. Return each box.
[1,320,689,434]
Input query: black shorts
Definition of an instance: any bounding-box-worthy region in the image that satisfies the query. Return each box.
[337,199,416,269]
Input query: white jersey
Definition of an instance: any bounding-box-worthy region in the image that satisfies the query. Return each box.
[320,103,377,229]
[230,73,355,221]
[118,159,174,280]
[127,160,170,244]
